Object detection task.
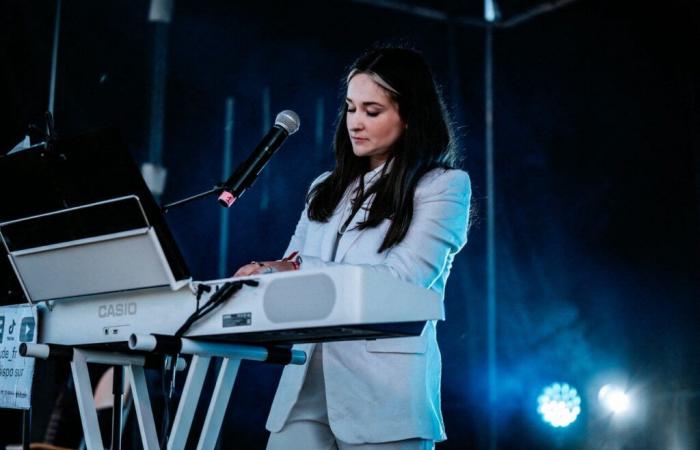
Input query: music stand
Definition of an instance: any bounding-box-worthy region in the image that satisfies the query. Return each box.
[0,195,189,303]
[0,129,190,303]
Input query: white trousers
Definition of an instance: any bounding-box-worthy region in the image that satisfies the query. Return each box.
[266,345,434,450]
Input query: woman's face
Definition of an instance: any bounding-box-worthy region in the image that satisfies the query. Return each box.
[346,73,405,170]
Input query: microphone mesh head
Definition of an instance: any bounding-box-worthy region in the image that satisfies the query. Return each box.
[275,110,301,135]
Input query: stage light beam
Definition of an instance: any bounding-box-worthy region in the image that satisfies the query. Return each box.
[598,384,631,414]
[537,382,582,428]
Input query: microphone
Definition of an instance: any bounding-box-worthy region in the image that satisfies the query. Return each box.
[218,110,300,207]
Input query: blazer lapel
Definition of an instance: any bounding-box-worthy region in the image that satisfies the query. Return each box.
[320,206,343,261]
[327,164,386,263]
[333,193,374,263]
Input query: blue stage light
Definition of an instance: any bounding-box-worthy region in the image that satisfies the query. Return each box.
[537,382,582,427]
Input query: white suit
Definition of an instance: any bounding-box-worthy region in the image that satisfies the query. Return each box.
[266,165,471,444]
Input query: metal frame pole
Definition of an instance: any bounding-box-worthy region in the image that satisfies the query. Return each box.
[111,366,124,450]
[22,409,31,450]
[218,98,235,278]
[71,350,106,450]
[315,97,325,162]
[259,87,272,211]
[126,365,160,450]
[167,355,212,450]
[195,358,241,450]
[484,16,498,450]
[48,0,61,115]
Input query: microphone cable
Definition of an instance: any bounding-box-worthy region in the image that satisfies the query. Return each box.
[158,278,259,448]
[174,278,259,338]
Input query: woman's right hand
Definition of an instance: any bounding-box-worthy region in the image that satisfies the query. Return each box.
[233,260,296,277]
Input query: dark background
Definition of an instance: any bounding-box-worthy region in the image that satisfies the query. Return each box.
[1,0,698,448]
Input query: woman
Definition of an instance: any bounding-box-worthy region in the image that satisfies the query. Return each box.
[235,47,471,450]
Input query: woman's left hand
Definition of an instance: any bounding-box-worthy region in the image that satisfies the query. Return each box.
[233,260,296,277]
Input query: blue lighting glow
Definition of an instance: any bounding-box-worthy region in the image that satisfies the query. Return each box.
[598,384,631,414]
[484,0,497,22]
[537,382,582,428]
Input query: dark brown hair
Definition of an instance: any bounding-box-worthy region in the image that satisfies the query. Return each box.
[308,46,459,252]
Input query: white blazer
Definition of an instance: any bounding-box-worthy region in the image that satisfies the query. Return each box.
[266,166,471,444]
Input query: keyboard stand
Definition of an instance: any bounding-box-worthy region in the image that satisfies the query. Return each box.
[21,340,307,450]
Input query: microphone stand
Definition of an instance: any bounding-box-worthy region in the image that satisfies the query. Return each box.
[161,184,224,213]
[160,112,298,213]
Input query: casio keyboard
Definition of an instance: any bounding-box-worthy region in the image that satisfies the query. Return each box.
[20,264,443,450]
[37,265,444,347]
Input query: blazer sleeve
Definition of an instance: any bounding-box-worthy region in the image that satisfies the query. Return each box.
[290,169,471,290]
